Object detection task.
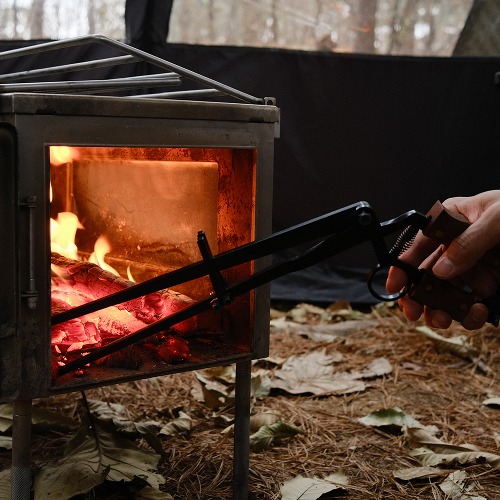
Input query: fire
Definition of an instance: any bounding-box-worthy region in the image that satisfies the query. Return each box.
[50,146,84,259]
[50,145,80,166]
[50,146,128,357]
[49,146,117,271]
[49,146,194,373]
[50,212,83,260]
[88,236,120,276]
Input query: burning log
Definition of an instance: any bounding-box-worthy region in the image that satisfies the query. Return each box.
[51,252,196,369]
[51,252,196,328]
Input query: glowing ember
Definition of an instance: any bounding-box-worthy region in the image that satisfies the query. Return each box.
[50,256,196,368]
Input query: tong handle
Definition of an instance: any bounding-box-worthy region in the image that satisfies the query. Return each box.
[408,201,500,325]
[409,271,477,323]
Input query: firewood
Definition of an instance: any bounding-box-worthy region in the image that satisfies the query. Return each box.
[51,252,196,333]
[51,253,198,370]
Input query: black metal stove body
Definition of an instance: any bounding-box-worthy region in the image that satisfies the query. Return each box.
[0,89,278,404]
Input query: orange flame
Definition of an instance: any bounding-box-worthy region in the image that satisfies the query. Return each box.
[50,145,128,280]
[50,146,80,166]
[126,266,136,283]
[50,212,84,260]
[89,236,120,276]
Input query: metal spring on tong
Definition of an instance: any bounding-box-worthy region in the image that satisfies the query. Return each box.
[389,225,419,258]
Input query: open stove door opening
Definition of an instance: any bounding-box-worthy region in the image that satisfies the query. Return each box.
[49,145,259,391]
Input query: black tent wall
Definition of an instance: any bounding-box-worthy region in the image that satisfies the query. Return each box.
[125,0,174,53]
[0,40,499,302]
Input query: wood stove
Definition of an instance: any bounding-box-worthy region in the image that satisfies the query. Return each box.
[0,93,278,400]
[0,36,279,499]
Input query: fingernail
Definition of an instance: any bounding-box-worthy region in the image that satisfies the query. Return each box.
[433,257,455,278]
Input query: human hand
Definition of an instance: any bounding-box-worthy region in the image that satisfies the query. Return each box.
[386,190,500,329]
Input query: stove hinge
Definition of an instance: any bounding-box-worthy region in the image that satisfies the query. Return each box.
[19,196,38,310]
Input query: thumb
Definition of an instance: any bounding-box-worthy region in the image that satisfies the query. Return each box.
[432,214,499,279]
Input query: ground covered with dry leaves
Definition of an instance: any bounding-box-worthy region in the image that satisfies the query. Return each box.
[2,302,500,499]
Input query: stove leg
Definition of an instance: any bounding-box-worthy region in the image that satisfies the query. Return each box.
[233,360,251,499]
[11,399,32,500]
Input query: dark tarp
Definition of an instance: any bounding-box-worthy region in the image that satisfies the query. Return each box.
[125,0,174,54]
[0,40,499,302]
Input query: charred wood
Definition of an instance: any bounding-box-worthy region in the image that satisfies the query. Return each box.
[50,252,196,370]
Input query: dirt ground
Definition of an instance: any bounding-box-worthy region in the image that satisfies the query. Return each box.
[2,302,500,499]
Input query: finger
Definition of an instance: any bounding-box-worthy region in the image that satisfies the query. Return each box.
[433,205,500,279]
[386,266,407,294]
[424,307,452,329]
[459,302,489,330]
[423,301,488,330]
[399,231,441,267]
[386,244,441,294]
[397,295,424,321]
[386,235,441,294]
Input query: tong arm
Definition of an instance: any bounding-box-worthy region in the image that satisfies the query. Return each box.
[52,201,377,325]
[56,201,409,376]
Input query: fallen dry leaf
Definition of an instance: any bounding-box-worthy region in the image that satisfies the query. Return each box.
[34,423,165,499]
[415,326,491,374]
[393,465,447,481]
[439,470,487,499]
[271,316,378,341]
[249,421,304,451]
[280,472,348,499]
[158,411,192,437]
[405,427,500,469]
[358,407,429,434]
[482,397,500,409]
[249,411,282,432]
[0,437,12,451]
[0,469,10,500]
[271,349,363,396]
